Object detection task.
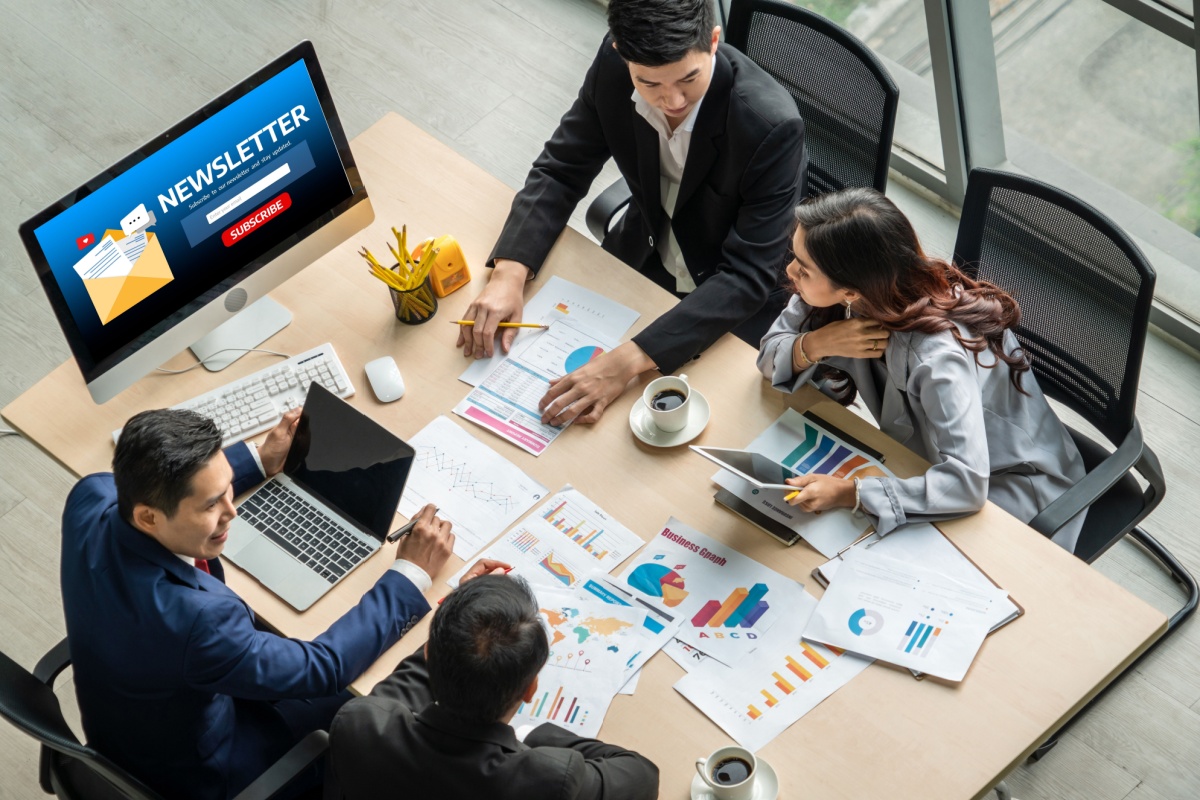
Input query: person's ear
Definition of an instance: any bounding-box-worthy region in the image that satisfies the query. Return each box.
[710,27,721,54]
[131,503,163,536]
[521,675,539,703]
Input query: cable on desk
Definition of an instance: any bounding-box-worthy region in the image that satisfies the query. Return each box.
[0,427,20,438]
[155,348,292,374]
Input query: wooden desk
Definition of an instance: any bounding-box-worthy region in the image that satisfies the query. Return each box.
[3,113,1166,800]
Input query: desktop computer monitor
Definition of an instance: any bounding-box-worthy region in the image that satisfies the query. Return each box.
[18,41,372,404]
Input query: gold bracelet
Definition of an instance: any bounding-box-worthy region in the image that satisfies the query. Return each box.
[795,331,818,368]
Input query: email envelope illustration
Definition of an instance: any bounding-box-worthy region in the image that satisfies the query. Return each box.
[75,228,174,325]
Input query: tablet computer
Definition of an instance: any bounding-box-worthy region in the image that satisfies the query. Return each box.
[690,446,801,491]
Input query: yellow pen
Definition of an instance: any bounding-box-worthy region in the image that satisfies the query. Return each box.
[450,320,549,329]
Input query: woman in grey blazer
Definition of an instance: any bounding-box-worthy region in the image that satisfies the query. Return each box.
[757,188,1086,552]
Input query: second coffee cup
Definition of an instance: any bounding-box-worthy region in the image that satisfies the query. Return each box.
[642,374,691,433]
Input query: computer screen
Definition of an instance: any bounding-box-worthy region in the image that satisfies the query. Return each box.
[19,41,370,403]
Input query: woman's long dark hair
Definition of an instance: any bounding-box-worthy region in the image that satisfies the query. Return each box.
[795,188,1030,403]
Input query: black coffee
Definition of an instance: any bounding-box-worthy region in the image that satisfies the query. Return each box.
[712,756,752,786]
[650,389,687,411]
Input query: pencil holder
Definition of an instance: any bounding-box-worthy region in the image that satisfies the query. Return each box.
[389,269,438,325]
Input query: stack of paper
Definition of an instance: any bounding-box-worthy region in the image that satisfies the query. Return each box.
[804,548,1010,682]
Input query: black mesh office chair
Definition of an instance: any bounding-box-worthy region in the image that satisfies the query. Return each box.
[952,168,1197,759]
[585,0,900,241]
[0,639,329,800]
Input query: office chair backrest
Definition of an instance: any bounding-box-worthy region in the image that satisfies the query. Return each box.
[725,0,899,198]
[953,168,1156,445]
[0,647,164,800]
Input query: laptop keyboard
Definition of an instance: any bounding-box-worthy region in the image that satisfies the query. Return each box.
[237,482,376,584]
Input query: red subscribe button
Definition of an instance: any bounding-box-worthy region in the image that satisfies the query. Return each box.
[222,192,291,247]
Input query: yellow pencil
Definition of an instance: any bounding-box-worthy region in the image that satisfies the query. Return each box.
[784,490,800,501]
[450,320,549,329]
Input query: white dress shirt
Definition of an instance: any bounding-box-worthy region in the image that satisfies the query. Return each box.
[631,56,716,294]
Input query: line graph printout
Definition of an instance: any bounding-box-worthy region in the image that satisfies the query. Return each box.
[398,416,548,560]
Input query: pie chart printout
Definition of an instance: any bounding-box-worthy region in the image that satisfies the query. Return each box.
[564,345,604,373]
[627,562,688,607]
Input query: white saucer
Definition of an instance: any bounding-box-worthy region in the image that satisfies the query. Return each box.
[690,757,780,800]
[629,388,711,447]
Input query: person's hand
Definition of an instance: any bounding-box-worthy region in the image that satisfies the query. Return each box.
[396,503,455,577]
[539,342,656,426]
[784,474,855,513]
[458,259,531,359]
[258,408,302,477]
[459,558,512,584]
[802,318,890,362]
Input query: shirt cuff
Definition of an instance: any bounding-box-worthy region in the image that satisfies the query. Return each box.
[246,442,267,479]
[389,559,432,593]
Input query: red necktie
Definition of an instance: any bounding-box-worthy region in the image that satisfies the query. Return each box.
[194,558,211,575]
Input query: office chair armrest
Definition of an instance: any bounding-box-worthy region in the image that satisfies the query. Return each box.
[32,638,71,685]
[232,730,329,800]
[1028,421,1145,538]
[585,177,631,242]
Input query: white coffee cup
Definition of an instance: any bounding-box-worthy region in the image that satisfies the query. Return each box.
[695,745,757,800]
[642,374,691,433]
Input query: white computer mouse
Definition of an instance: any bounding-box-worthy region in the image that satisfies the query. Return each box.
[364,356,405,402]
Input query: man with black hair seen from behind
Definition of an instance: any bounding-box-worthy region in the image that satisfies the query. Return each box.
[458,0,807,426]
[328,574,660,800]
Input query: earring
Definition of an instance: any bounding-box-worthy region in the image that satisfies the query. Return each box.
[844,299,853,319]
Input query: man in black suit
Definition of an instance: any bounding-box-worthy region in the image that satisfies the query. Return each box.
[458,0,806,426]
[327,574,659,800]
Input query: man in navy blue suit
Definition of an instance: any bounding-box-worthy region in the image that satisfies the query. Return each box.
[60,408,461,799]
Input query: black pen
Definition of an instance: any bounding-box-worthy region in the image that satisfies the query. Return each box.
[386,507,439,543]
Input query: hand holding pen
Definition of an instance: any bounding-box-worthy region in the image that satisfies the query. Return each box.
[389,503,454,578]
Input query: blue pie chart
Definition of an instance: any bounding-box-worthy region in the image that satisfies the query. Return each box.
[848,608,884,636]
[565,345,604,373]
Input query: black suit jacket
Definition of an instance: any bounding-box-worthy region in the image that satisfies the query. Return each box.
[490,36,807,373]
[327,650,659,800]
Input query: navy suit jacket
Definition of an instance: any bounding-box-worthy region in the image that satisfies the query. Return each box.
[60,442,430,800]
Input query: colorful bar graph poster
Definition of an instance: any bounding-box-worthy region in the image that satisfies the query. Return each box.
[710,408,895,558]
[618,517,808,667]
[398,415,548,560]
[803,548,1007,682]
[675,592,873,752]
[446,487,644,591]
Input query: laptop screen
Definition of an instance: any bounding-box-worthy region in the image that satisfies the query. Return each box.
[283,383,414,539]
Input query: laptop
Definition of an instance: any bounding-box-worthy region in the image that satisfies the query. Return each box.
[222,382,415,611]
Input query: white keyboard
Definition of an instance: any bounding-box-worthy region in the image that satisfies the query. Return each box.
[112,343,355,449]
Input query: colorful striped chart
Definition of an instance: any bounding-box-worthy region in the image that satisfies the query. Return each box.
[899,607,951,657]
[690,584,770,629]
[781,419,885,479]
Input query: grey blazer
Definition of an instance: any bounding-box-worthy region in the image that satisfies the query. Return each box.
[758,296,1086,552]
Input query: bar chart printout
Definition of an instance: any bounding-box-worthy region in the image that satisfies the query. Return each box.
[534,486,644,571]
[675,593,873,752]
[511,674,615,738]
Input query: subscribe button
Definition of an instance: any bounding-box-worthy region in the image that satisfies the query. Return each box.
[221,192,291,247]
